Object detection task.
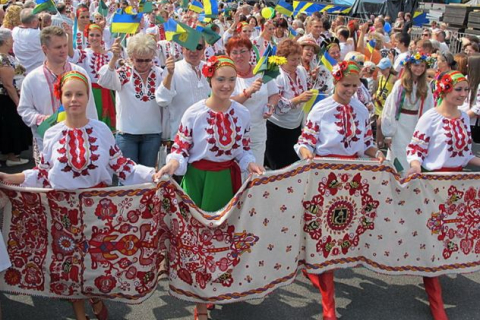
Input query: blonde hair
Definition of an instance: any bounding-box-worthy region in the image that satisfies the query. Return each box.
[2,5,22,29]
[127,33,157,58]
[401,61,429,101]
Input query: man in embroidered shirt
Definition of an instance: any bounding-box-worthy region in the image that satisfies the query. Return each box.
[17,26,97,165]
[155,38,210,141]
[12,8,45,74]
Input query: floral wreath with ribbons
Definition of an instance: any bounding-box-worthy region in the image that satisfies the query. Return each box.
[53,71,90,100]
[83,23,102,38]
[436,70,467,96]
[401,51,431,66]
[202,55,236,79]
[331,61,360,82]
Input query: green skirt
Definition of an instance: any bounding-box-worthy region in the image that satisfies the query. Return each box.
[181,164,234,212]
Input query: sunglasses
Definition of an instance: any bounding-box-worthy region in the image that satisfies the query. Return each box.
[135,58,152,63]
[187,44,205,51]
[422,33,430,36]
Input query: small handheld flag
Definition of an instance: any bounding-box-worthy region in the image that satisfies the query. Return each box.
[320,50,337,72]
[32,0,56,14]
[164,19,186,41]
[303,90,326,114]
[367,39,376,54]
[37,105,66,139]
[111,13,142,34]
[189,1,204,14]
[275,1,293,17]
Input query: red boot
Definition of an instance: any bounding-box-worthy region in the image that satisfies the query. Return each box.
[305,270,337,320]
[423,277,448,320]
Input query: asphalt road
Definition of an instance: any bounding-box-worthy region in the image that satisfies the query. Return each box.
[1,145,480,320]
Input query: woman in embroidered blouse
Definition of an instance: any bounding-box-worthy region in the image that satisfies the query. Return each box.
[295,61,385,320]
[228,37,280,166]
[381,52,434,173]
[265,39,313,170]
[0,27,31,166]
[98,33,164,168]
[69,23,116,130]
[156,55,263,320]
[73,5,90,50]
[0,71,156,320]
[253,19,275,56]
[406,71,480,320]
[298,35,325,92]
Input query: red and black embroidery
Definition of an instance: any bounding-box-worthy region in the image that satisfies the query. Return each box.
[109,145,135,180]
[117,65,132,86]
[172,123,193,158]
[90,52,110,80]
[298,120,320,149]
[407,130,430,160]
[133,71,156,102]
[57,127,99,178]
[205,109,242,157]
[443,118,471,158]
[334,105,361,148]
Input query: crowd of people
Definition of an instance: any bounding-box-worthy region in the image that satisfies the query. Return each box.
[0,0,480,319]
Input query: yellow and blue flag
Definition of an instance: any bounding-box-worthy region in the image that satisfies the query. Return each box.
[288,26,297,38]
[37,105,66,139]
[275,1,293,17]
[293,1,318,17]
[413,11,429,26]
[253,43,279,83]
[111,13,142,34]
[320,50,337,72]
[367,39,376,54]
[303,89,326,114]
[32,0,55,14]
[320,5,334,12]
[204,0,219,18]
[97,0,108,17]
[189,1,204,13]
[164,18,187,41]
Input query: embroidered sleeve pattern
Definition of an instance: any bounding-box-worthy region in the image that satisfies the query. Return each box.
[36,155,52,188]
[406,130,430,162]
[363,118,374,149]
[171,123,193,158]
[443,118,471,158]
[78,50,87,64]
[297,119,320,152]
[108,145,136,180]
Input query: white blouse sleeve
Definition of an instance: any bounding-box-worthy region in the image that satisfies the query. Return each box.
[166,112,193,176]
[234,124,256,171]
[155,67,177,107]
[97,64,123,92]
[381,80,401,138]
[406,114,432,165]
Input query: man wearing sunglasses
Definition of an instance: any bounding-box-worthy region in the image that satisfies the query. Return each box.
[156,38,210,143]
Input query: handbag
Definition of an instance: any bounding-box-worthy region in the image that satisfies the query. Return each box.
[472,118,480,144]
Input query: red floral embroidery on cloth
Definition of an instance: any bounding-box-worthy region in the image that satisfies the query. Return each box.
[205,109,244,156]
[2,190,46,290]
[443,118,471,157]
[334,105,361,148]
[109,145,135,180]
[172,123,193,158]
[117,65,132,86]
[298,120,320,149]
[133,71,157,102]
[285,70,305,97]
[407,131,430,160]
[427,186,480,259]
[303,172,378,258]
[57,127,99,178]
[75,32,89,50]
[160,184,259,289]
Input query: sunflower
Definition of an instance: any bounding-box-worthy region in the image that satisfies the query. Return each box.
[268,56,287,66]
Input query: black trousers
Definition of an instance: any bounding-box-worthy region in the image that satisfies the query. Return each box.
[265,121,301,170]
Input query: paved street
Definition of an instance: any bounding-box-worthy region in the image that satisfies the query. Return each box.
[1,145,480,320]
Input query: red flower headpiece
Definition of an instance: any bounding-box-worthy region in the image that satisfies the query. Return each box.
[435,71,467,97]
[53,71,90,100]
[83,23,102,38]
[202,55,236,79]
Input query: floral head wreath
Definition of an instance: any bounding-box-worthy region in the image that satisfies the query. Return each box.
[402,51,429,66]
[76,7,89,19]
[236,21,249,34]
[53,71,89,100]
[331,61,360,83]
[83,23,102,38]
[202,55,236,79]
[436,70,467,97]
[320,35,340,52]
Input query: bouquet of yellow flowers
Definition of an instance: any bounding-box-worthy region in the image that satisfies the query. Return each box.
[253,44,287,83]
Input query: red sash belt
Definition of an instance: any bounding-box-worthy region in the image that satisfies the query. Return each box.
[322,154,359,159]
[400,109,418,115]
[433,166,463,172]
[91,182,108,188]
[192,159,242,194]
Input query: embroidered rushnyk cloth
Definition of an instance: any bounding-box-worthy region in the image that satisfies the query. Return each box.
[1,159,480,304]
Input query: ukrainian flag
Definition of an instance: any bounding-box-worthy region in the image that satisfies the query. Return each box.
[275,1,293,17]
[32,0,55,14]
[367,39,376,54]
[303,89,326,114]
[164,18,187,41]
[204,0,219,18]
[288,26,297,38]
[341,7,351,14]
[320,5,334,12]
[167,20,203,51]
[413,11,429,27]
[37,105,66,138]
[189,1,204,14]
[253,43,279,83]
[111,13,142,34]
[320,50,337,72]
[293,1,316,17]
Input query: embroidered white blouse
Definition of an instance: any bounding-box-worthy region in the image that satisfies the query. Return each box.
[294,96,374,157]
[97,64,164,134]
[21,120,155,189]
[166,100,256,176]
[155,59,211,140]
[406,108,475,171]
[269,66,309,129]
[157,40,183,67]
[71,48,114,83]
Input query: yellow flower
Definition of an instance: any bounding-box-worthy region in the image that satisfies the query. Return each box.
[268,56,287,65]
[414,53,422,60]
